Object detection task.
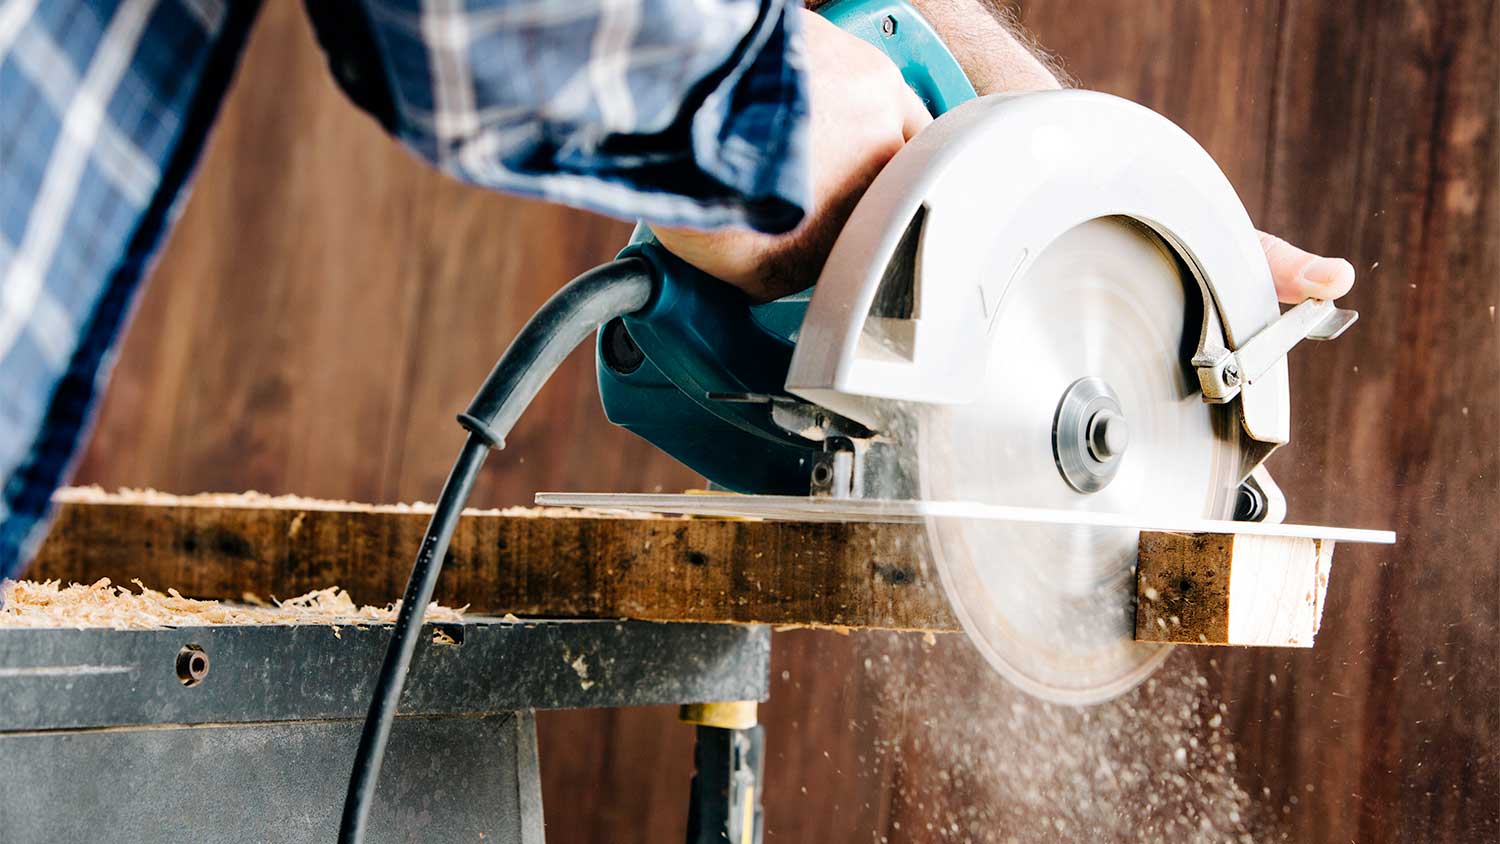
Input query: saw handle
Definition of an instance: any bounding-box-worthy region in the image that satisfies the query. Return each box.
[602,231,824,495]
[597,0,976,494]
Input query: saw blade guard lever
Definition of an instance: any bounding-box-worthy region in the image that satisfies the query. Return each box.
[1195,297,1359,404]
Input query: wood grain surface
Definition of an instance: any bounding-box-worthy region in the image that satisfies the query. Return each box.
[1135,533,1335,647]
[30,497,954,631]
[32,496,1347,637]
[60,0,1497,842]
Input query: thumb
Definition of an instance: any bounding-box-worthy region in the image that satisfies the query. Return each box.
[1258,232,1356,304]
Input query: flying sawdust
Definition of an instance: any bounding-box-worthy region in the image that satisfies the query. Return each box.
[852,633,1266,843]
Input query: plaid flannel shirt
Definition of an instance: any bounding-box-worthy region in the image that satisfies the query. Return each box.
[0,0,810,577]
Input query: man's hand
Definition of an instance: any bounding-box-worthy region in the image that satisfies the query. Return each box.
[657,3,1357,309]
[651,11,932,302]
[1259,231,1356,304]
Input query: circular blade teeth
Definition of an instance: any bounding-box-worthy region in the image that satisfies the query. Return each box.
[919,217,1243,705]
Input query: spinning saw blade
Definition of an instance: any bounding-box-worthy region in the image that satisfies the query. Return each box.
[913,216,1243,704]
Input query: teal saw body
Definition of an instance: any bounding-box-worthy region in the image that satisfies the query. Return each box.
[594,0,976,495]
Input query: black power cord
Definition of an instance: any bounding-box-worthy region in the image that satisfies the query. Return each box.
[338,258,655,843]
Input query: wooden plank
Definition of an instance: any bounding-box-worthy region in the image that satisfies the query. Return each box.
[28,497,957,632]
[1135,533,1335,647]
[32,495,1357,649]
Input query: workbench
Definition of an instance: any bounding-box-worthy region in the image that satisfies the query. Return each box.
[0,618,769,843]
[4,488,1358,841]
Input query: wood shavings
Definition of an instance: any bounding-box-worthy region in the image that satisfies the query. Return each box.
[53,485,662,520]
[568,653,595,690]
[0,578,464,630]
[851,635,1260,843]
[773,623,854,634]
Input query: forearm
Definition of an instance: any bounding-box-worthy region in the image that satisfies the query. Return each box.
[305,0,812,234]
[908,0,1068,93]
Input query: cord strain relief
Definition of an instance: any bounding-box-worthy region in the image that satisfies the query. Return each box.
[456,413,506,450]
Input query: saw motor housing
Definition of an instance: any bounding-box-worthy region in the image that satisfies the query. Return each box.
[595,0,1307,508]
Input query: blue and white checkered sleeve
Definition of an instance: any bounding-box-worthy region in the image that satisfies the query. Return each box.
[0,0,260,577]
[324,0,810,234]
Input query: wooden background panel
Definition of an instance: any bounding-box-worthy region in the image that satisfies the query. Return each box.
[62,0,1496,842]
[1022,2,1498,843]
[1241,3,1499,842]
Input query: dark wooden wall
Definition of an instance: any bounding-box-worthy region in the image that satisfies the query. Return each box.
[66,1,1496,841]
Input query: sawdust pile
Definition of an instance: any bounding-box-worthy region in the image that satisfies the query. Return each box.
[54,485,660,519]
[0,578,464,630]
[853,634,1262,843]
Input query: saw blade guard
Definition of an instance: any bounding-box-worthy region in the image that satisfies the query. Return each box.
[784,90,1291,457]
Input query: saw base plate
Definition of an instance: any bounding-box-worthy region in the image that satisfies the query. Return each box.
[532,493,1394,545]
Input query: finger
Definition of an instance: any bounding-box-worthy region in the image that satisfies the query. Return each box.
[1258,231,1356,304]
[898,84,934,140]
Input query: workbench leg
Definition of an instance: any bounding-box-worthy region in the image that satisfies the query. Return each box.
[682,703,764,844]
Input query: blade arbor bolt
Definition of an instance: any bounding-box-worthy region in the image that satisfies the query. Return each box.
[1052,376,1127,493]
[1087,409,1129,462]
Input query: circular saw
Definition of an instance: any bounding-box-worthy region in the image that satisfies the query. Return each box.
[339,2,1377,828]
[568,0,1365,704]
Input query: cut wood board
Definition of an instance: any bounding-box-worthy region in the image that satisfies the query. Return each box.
[29,491,1369,641]
[1134,533,1336,647]
[28,492,955,632]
